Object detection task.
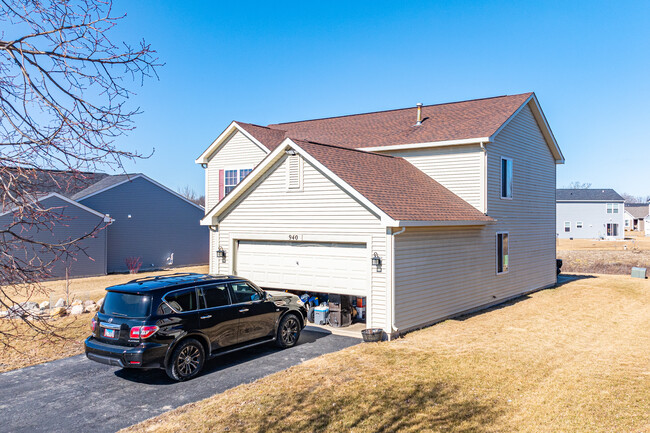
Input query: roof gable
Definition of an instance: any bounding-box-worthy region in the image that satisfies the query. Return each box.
[203,138,493,226]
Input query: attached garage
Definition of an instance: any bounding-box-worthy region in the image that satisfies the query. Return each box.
[235,240,368,297]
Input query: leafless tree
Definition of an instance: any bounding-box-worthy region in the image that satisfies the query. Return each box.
[566,181,592,189]
[0,0,159,348]
[178,185,205,207]
[621,193,650,204]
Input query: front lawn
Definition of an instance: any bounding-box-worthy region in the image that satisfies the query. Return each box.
[122,274,650,433]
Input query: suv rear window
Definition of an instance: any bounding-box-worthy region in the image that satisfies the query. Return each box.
[102,292,151,317]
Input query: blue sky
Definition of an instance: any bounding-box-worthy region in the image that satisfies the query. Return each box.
[111,0,650,197]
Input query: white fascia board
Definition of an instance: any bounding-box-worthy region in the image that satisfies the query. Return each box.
[195,121,270,164]
[393,219,493,227]
[0,192,114,222]
[489,94,565,164]
[359,137,490,153]
[201,138,398,227]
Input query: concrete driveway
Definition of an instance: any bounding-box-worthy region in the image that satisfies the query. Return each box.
[0,330,360,433]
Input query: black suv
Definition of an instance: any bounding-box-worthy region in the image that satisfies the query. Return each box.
[84,273,307,381]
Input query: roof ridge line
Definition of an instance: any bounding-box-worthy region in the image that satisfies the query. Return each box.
[290,138,399,159]
[269,93,533,126]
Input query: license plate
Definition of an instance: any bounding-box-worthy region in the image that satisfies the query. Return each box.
[103,328,116,338]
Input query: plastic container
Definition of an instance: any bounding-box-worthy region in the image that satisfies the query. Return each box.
[361,328,384,343]
[313,305,329,325]
[356,307,365,320]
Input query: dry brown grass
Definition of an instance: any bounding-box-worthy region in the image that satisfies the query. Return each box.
[557,231,650,252]
[558,249,650,275]
[121,274,650,433]
[0,315,89,373]
[12,265,209,303]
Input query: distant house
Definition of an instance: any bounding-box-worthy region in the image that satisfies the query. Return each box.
[624,203,649,233]
[0,170,208,278]
[556,189,625,239]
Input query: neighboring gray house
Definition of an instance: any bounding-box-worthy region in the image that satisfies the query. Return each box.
[556,189,625,239]
[0,192,111,279]
[624,203,649,233]
[1,169,208,278]
[74,174,208,273]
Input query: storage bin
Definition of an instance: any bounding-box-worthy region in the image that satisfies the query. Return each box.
[313,305,329,325]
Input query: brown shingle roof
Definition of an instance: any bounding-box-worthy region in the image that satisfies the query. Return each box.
[265,93,532,149]
[235,122,287,151]
[293,140,493,222]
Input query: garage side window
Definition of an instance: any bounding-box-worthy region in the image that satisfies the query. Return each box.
[230,282,262,303]
[497,232,509,274]
[199,285,230,309]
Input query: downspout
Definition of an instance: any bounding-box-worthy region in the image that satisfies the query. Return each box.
[480,142,487,214]
[390,226,406,339]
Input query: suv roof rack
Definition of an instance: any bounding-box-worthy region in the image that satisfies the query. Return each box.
[127,272,204,284]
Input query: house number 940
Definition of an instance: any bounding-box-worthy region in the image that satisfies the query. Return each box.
[288,234,299,241]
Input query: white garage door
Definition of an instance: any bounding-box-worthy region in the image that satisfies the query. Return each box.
[236,240,368,296]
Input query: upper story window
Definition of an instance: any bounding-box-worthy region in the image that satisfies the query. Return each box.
[500,157,513,199]
[224,168,253,196]
[606,203,619,214]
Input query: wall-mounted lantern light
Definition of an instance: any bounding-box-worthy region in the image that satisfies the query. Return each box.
[216,246,226,263]
[200,163,208,169]
[209,225,218,232]
[371,252,382,272]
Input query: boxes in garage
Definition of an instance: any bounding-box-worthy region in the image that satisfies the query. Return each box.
[313,305,329,325]
[329,309,351,327]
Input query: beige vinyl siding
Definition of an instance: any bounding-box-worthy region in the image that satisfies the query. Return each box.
[393,103,557,332]
[215,154,389,330]
[205,130,268,210]
[386,145,484,211]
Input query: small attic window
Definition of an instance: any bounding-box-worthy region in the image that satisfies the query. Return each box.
[287,154,303,190]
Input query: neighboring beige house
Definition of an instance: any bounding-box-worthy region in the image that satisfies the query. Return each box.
[197,92,564,338]
[624,203,649,233]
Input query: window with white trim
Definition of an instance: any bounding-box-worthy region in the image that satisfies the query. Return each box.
[501,157,513,199]
[497,232,509,274]
[564,221,571,232]
[224,168,253,196]
[576,221,583,229]
[606,203,619,214]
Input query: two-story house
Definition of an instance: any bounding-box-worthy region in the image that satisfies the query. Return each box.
[197,93,564,338]
[556,189,625,240]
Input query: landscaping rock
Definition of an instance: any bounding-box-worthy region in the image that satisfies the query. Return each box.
[70,305,84,315]
[7,302,39,318]
[85,304,100,313]
[97,297,104,307]
[83,300,95,307]
[71,299,83,307]
[54,298,66,308]
[50,306,66,318]
[39,301,50,310]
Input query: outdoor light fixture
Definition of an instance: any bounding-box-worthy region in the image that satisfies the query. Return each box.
[200,163,208,168]
[216,247,226,262]
[208,225,218,232]
[371,252,382,271]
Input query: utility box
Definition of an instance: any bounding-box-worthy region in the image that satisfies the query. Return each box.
[631,267,647,279]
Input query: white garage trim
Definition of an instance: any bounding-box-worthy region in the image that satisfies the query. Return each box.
[229,232,374,325]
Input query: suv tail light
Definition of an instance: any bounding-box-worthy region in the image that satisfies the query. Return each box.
[130,325,159,339]
[91,318,96,332]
